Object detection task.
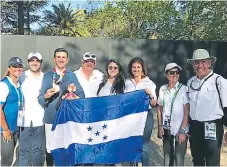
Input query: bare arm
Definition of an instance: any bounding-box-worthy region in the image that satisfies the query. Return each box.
[145,89,157,107]
[150,98,157,107]
[180,103,189,129]
[1,105,11,142]
[178,103,189,144]
[157,105,164,139]
[1,105,8,130]
[157,105,163,126]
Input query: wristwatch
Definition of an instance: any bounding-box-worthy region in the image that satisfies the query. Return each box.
[179,127,186,134]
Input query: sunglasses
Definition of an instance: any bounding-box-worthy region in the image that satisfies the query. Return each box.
[168,71,180,75]
[108,66,119,70]
[84,54,96,59]
[11,65,23,68]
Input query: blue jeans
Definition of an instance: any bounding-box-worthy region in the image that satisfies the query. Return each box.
[18,125,45,166]
[1,131,19,166]
[142,110,153,166]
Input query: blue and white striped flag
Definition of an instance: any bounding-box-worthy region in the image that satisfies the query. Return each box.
[50,90,149,166]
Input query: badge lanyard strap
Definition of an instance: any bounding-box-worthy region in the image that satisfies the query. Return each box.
[14,86,23,109]
[53,67,66,84]
[163,83,183,129]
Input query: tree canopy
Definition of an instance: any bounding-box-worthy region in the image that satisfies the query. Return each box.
[1,1,226,41]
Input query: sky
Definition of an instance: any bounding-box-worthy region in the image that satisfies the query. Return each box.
[31,0,90,30]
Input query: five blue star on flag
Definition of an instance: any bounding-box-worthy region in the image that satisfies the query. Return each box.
[87,124,108,142]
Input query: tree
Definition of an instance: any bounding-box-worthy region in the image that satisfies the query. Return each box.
[1,1,47,35]
[84,1,180,39]
[42,3,90,37]
[176,1,227,40]
[83,1,227,40]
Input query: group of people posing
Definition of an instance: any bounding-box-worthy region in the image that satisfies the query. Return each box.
[0,48,227,166]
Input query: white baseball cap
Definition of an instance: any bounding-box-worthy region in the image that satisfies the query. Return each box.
[27,52,42,61]
[165,62,182,73]
[82,52,96,61]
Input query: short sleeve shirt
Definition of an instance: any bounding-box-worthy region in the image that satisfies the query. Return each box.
[0,77,20,104]
[187,71,227,121]
[157,82,189,135]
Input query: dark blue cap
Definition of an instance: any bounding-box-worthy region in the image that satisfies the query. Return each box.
[8,57,24,67]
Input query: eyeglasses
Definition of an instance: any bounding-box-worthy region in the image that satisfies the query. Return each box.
[108,66,118,70]
[84,54,96,59]
[168,71,180,75]
[11,65,23,68]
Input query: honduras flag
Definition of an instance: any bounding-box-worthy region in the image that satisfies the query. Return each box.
[50,90,149,166]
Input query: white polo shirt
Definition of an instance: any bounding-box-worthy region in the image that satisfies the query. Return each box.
[187,71,227,122]
[74,68,103,98]
[157,82,189,135]
[125,77,157,109]
[21,70,44,127]
[125,77,157,99]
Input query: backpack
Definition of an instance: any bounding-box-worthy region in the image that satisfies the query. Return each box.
[215,76,227,126]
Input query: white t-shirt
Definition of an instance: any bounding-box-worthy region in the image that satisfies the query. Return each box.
[21,70,44,127]
[187,71,227,121]
[0,77,20,104]
[98,81,114,97]
[98,80,132,97]
[74,68,103,98]
[157,82,189,135]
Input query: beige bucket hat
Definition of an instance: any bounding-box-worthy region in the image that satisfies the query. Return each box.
[187,49,217,64]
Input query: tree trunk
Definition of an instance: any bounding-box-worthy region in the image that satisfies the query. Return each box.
[27,9,30,35]
[17,1,24,35]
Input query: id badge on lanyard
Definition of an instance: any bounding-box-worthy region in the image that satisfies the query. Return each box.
[16,88,24,127]
[163,116,171,129]
[204,122,217,140]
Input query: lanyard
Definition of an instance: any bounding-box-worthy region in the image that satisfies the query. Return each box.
[14,85,23,108]
[53,67,66,84]
[190,73,214,91]
[163,82,183,126]
[163,82,182,108]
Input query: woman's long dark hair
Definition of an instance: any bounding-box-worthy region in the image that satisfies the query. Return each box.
[127,57,148,79]
[97,59,126,95]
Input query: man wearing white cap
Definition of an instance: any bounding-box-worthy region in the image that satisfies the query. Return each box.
[74,52,103,98]
[187,49,227,166]
[18,52,45,166]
